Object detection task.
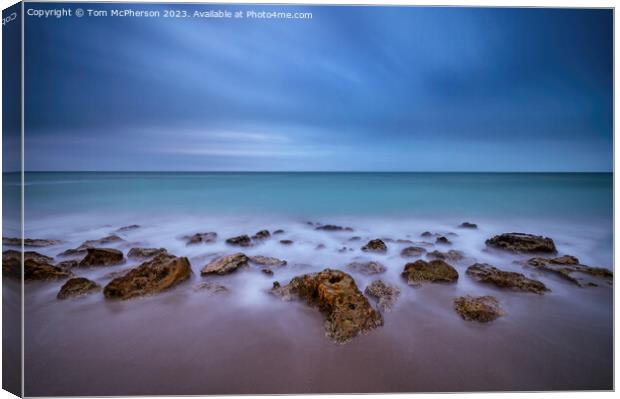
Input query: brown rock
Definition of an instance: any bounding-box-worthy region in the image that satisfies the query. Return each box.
[249,255,287,267]
[454,295,503,322]
[127,247,167,259]
[3,237,61,247]
[402,259,459,286]
[361,239,387,253]
[459,222,478,229]
[56,260,79,270]
[194,282,229,294]
[104,254,192,300]
[79,248,124,267]
[400,246,426,258]
[524,255,612,287]
[427,249,465,262]
[346,261,386,275]
[185,232,217,245]
[261,268,274,276]
[252,230,271,240]
[279,239,294,245]
[436,236,451,245]
[466,263,548,294]
[57,277,100,299]
[58,235,125,257]
[25,259,72,281]
[115,224,140,232]
[365,280,401,311]
[271,268,383,343]
[201,253,249,275]
[226,235,253,247]
[486,233,557,254]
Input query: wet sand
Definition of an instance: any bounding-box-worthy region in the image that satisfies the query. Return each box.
[24,261,612,395]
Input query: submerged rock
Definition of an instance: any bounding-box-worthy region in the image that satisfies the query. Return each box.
[315,224,354,232]
[185,232,217,245]
[249,255,287,267]
[226,235,253,247]
[25,259,72,281]
[58,235,125,257]
[402,259,459,286]
[315,244,326,250]
[466,263,548,294]
[127,247,168,259]
[459,222,478,229]
[454,295,503,322]
[115,224,140,232]
[104,254,192,300]
[3,237,61,247]
[436,236,451,245]
[252,230,271,240]
[486,233,557,254]
[273,229,285,235]
[524,255,613,287]
[426,249,465,262]
[279,239,294,245]
[261,268,274,276]
[271,268,383,343]
[361,239,387,253]
[201,253,249,275]
[57,277,100,299]
[365,280,401,312]
[194,282,229,294]
[79,248,124,267]
[400,246,426,258]
[346,261,386,275]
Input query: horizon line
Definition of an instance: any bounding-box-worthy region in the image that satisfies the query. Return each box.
[6,170,614,174]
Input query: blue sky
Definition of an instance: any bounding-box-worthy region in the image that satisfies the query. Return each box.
[24,5,612,171]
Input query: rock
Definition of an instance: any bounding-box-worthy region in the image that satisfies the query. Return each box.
[249,255,287,267]
[486,233,557,254]
[194,282,229,294]
[58,235,125,257]
[348,236,362,242]
[420,231,434,237]
[396,239,414,244]
[315,244,326,250]
[56,260,79,270]
[365,280,401,311]
[454,295,503,322]
[361,239,387,253]
[3,237,60,247]
[402,259,459,286]
[261,268,274,276]
[104,254,191,299]
[115,224,140,232]
[226,235,253,247]
[524,255,613,287]
[279,239,294,245]
[436,236,451,245]
[185,232,217,245]
[3,250,63,278]
[273,229,285,235]
[252,230,271,240]
[200,253,249,275]
[459,222,478,229]
[24,259,72,281]
[57,277,100,299]
[400,246,426,258]
[466,263,548,294]
[347,261,386,275]
[79,248,124,267]
[427,250,465,262]
[127,247,168,259]
[338,246,353,253]
[315,224,354,232]
[271,269,383,343]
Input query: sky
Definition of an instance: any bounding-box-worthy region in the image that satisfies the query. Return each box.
[23,4,613,172]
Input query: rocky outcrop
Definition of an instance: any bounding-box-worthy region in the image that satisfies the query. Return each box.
[466,263,548,294]
[346,261,386,275]
[104,254,192,300]
[486,233,557,254]
[361,239,387,253]
[426,250,465,262]
[194,282,229,294]
[271,269,383,343]
[56,260,79,270]
[58,235,125,257]
[79,248,124,267]
[454,295,503,322]
[400,246,426,258]
[127,247,167,259]
[315,224,354,232]
[365,280,401,311]
[459,222,478,229]
[200,253,249,275]
[25,259,72,281]
[185,232,217,245]
[3,237,61,247]
[402,259,459,286]
[524,255,613,287]
[225,235,252,247]
[57,277,100,299]
[249,255,287,267]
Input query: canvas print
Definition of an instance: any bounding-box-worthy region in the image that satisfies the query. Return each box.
[2,2,614,396]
